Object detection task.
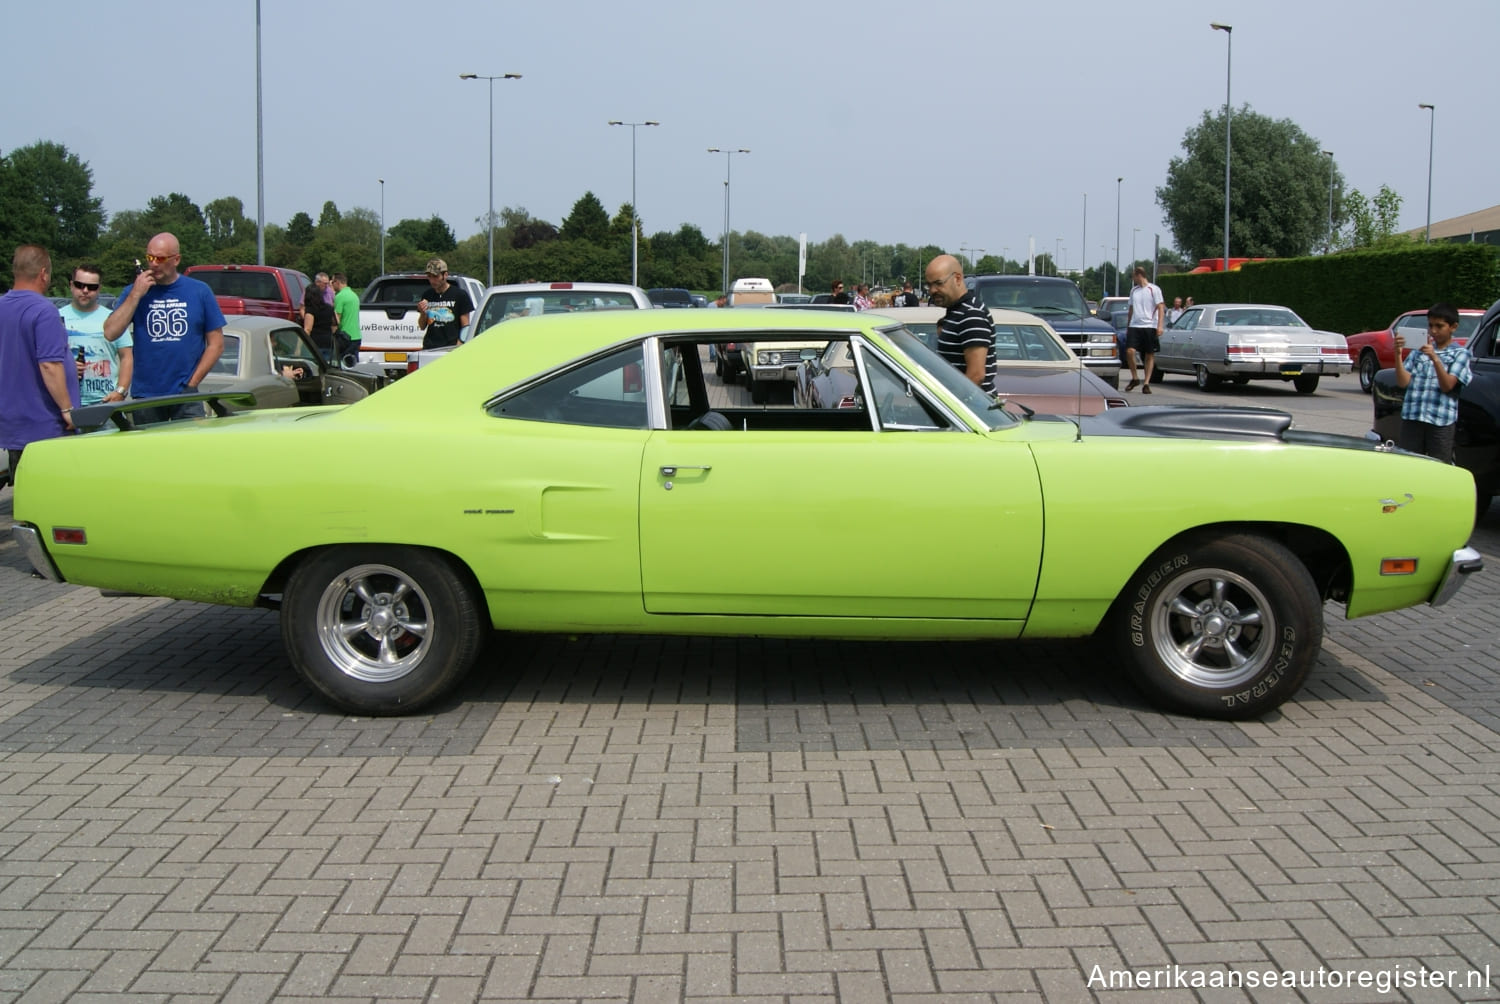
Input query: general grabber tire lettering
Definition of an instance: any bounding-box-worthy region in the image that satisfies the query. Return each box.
[280,546,485,715]
[1114,533,1322,719]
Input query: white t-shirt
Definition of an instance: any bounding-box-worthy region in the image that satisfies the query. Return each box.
[1127,283,1164,330]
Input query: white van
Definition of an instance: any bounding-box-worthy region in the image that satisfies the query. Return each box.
[728,277,776,306]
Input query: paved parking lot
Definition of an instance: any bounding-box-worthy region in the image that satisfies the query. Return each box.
[2,385,1498,1002]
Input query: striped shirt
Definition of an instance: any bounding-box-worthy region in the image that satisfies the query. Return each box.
[936,291,996,392]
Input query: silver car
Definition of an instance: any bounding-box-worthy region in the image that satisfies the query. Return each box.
[1155,303,1351,394]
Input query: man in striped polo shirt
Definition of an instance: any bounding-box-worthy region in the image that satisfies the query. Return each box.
[924,254,996,393]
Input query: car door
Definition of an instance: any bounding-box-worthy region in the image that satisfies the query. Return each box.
[638,343,1044,621]
[1160,307,1200,371]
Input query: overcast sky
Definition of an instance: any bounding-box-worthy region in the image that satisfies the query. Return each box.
[4,0,1492,274]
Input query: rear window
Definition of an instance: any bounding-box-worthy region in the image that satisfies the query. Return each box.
[363,278,434,304]
[193,270,282,301]
[648,288,693,306]
[1215,308,1306,328]
[475,290,641,333]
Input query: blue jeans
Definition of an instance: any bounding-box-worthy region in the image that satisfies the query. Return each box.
[134,400,208,426]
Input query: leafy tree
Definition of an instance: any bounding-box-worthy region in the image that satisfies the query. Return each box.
[317,200,340,231]
[1157,105,1341,260]
[1340,185,1409,250]
[512,219,558,249]
[560,191,609,243]
[0,140,105,267]
[422,215,456,253]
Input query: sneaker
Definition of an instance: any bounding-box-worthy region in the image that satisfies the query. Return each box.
[1125,379,1141,391]
[1142,385,1152,394]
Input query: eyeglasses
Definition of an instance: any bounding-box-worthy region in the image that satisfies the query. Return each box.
[926,272,957,287]
[833,284,844,290]
[144,252,178,264]
[72,280,100,291]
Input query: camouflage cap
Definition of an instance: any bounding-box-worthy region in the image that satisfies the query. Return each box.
[424,257,448,275]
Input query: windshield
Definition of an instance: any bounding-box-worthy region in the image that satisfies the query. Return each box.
[973,280,1088,319]
[881,326,1016,431]
[476,290,641,333]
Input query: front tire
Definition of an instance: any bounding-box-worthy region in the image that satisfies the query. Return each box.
[1194,366,1221,391]
[281,546,485,714]
[1114,534,1322,719]
[1358,351,1379,393]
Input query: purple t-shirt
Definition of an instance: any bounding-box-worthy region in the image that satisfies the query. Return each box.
[128,275,227,397]
[0,289,80,450]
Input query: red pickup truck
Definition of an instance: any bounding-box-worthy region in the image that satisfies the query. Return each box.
[184,264,312,323]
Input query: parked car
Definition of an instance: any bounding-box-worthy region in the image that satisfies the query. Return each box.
[647,287,696,308]
[200,317,387,410]
[689,294,708,308]
[11,310,1481,720]
[1156,303,1352,393]
[1372,298,1500,516]
[1347,308,1484,393]
[964,275,1121,388]
[184,264,312,326]
[356,272,486,378]
[777,292,814,304]
[404,282,651,374]
[847,307,1127,414]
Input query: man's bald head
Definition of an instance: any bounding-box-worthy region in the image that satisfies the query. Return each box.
[924,254,966,307]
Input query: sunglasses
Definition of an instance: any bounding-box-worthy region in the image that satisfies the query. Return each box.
[72,280,100,291]
[144,252,177,264]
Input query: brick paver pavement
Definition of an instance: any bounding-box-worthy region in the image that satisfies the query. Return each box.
[1,485,1497,1003]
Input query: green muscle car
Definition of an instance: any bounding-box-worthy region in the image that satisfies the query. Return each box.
[10,309,1482,719]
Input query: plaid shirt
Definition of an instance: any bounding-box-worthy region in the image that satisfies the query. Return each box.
[1400,343,1473,426]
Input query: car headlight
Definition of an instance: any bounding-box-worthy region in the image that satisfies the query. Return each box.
[1087,333,1116,344]
[757,350,775,365]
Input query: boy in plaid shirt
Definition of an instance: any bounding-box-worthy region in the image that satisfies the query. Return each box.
[1393,302,1473,462]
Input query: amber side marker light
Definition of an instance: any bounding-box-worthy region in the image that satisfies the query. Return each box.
[52,528,87,545]
[1380,558,1418,576]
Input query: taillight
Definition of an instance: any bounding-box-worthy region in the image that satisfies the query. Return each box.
[53,527,87,545]
[622,362,643,393]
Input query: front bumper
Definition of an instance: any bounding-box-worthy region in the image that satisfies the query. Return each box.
[11,523,64,583]
[1430,545,1483,606]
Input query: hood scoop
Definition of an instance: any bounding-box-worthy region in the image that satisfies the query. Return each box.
[1082,405,1293,441]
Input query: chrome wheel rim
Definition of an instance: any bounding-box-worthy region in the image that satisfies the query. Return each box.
[1359,354,1376,392]
[315,563,434,683]
[1149,566,1273,689]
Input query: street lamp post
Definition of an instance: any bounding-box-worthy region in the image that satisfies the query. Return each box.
[707,148,750,293]
[1419,103,1435,242]
[459,72,522,287]
[1055,237,1063,276]
[1211,22,1233,269]
[960,244,984,273]
[1081,193,1087,295]
[1131,227,1140,273]
[255,0,265,265]
[1001,247,1009,275]
[378,179,385,275]
[1321,151,1334,253]
[608,120,659,287]
[1114,177,1122,296]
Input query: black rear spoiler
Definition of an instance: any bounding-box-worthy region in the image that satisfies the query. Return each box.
[72,392,258,432]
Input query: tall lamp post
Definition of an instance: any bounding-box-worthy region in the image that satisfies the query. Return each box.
[1321,151,1334,253]
[960,244,984,273]
[1001,247,1009,275]
[1131,227,1140,273]
[1211,22,1233,268]
[378,179,385,274]
[459,72,522,287]
[608,120,659,286]
[1114,177,1122,295]
[255,0,265,264]
[1419,103,1435,242]
[1081,193,1087,297]
[707,147,750,294]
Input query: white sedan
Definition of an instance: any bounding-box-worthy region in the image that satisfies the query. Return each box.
[1155,303,1351,394]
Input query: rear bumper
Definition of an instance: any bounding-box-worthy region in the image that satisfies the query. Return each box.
[1218,357,1352,377]
[10,523,64,583]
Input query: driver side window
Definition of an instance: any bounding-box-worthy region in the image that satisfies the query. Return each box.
[862,354,950,431]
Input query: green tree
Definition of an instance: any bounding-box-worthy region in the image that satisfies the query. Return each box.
[559,191,609,243]
[1340,185,1409,250]
[422,215,456,253]
[0,140,105,267]
[286,211,316,247]
[317,200,340,231]
[1157,105,1341,260]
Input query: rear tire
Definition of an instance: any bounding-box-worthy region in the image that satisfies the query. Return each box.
[1358,351,1379,393]
[1194,366,1221,391]
[1113,533,1322,719]
[1293,374,1320,394]
[281,546,485,715]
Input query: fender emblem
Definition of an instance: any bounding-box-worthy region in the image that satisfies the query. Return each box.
[1380,493,1414,513]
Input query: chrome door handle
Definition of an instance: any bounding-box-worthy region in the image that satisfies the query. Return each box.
[660,465,711,477]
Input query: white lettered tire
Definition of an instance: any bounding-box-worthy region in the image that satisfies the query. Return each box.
[1115,534,1322,719]
[281,546,485,714]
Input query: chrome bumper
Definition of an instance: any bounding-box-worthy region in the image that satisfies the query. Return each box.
[1430,545,1483,606]
[10,523,64,583]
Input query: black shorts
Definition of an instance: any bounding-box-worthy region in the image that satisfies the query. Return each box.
[1126,327,1160,355]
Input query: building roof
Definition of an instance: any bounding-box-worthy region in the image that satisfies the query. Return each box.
[1405,204,1500,241]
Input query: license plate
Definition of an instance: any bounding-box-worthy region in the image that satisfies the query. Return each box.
[384,352,408,362]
